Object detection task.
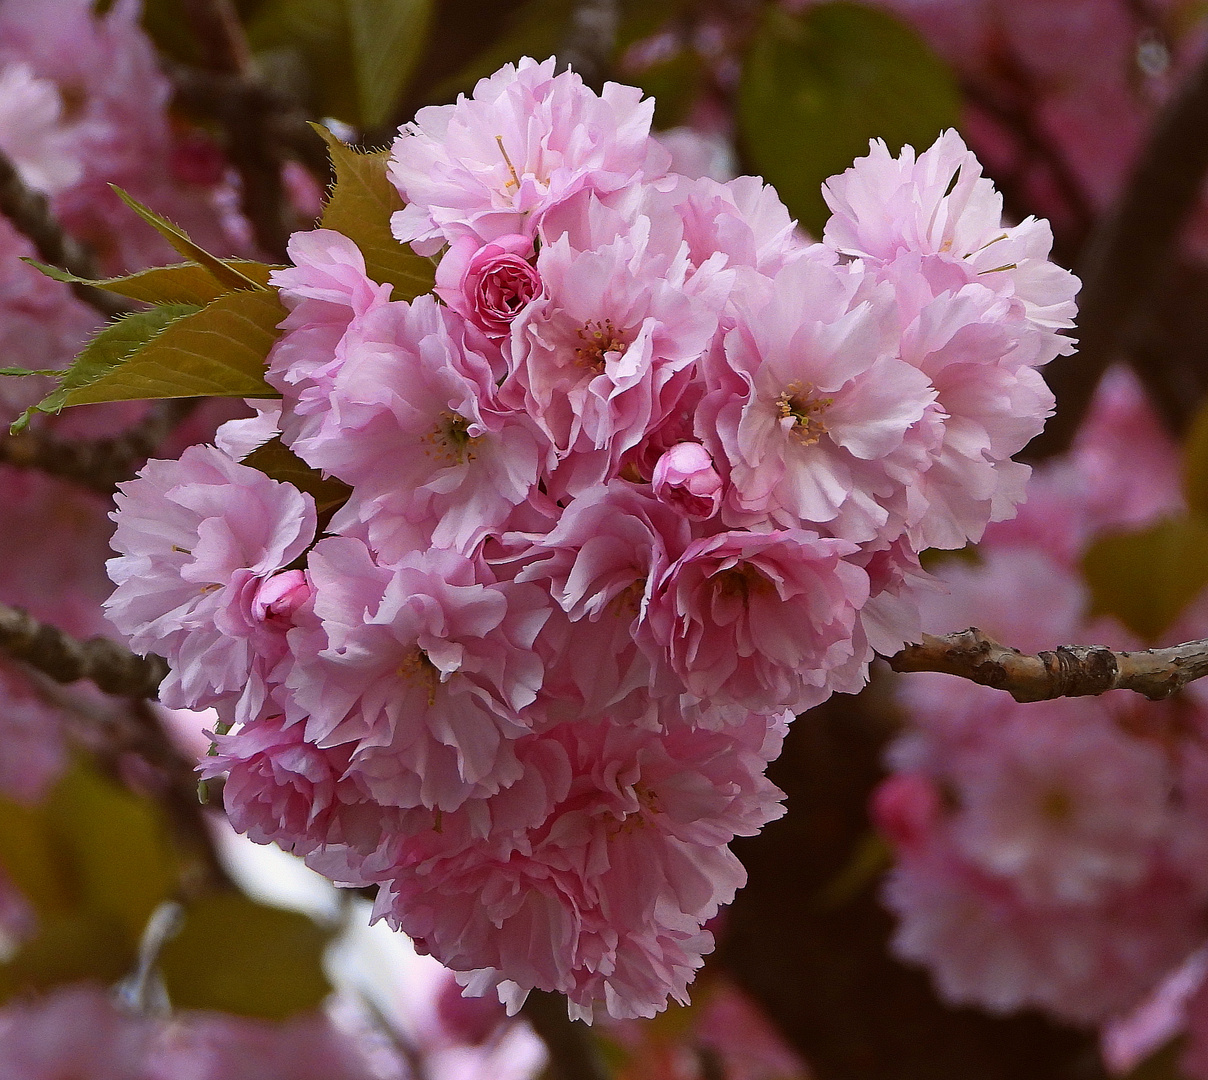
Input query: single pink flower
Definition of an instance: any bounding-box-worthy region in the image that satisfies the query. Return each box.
[435,233,542,337]
[389,56,669,253]
[105,443,317,723]
[645,529,870,714]
[652,442,723,520]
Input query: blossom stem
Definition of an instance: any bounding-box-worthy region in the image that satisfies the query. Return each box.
[0,601,166,698]
[0,147,127,319]
[888,627,1208,702]
[180,0,294,261]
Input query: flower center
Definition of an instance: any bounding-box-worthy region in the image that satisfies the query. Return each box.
[609,578,645,619]
[776,381,833,446]
[423,411,479,465]
[574,318,626,372]
[397,647,441,707]
[713,563,774,607]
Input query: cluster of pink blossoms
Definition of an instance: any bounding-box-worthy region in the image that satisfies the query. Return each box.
[876,368,1208,1069]
[105,57,1078,1019]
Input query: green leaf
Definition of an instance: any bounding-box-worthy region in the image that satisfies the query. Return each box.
[1183,398,1208,518]
[247,0,360,126]
[46,765,179,943]
[14,304,199,430]
[1082,517,1208,643]
[0,797,72,916]
[426,0,573,102]
[110,188,268,294]
[24,258,279,307]
[160,893,333,1020]
[633,49,706,131]
[0,911,133,1000]
[315,125,435,300]
[738,1,960,237]
[47,291,284,411]
[0,366,66,378]
[348,0,432,130]
[0,761,179,1000]
[242,437,352,518]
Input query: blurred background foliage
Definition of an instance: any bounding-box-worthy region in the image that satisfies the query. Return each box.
[5,1,1207,1079]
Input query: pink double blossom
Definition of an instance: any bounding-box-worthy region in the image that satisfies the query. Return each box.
[389,56,668,253]
[435,232,543,337]
[105,443,317,723]
[646,529,870,714]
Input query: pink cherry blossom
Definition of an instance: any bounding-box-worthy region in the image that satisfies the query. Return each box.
[503,223,731,495]
[434,233,543,337]
[652,442,723,520]
[389,56,669,253]
[645,529,870,714]
[294,295,544,560]
[947,702,1173,906]
[0,982,153,1080]
[700,253,937,543]
[283,537,549,814]
[104,443,317,722]
[146,1009,386,1080]
[201,713,398,871]
[371,712,786,1021]
[266,229,394,449]
[885,841,1206,1026]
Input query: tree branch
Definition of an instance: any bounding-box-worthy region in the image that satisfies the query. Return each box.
[0,149,127,319]
[0,601,166,698]
[888,627,1208,703]
[1029,45,1208,457]
[0,399,199,496]
[181,0,294,260]
[521,990,610,1080]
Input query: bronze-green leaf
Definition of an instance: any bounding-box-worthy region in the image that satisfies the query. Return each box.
[54,291,285,408]
[14,303,199,430]
[160,893,333,1020]
[46,764,179,943]
[24,258,279,307]
[1082,516,1208,643]
[242,436,352,518]
[738,1,959,238]
[111,187,268,293]
[348,0,432,131]
[1183,398,1208,518]
[315,124,435,301]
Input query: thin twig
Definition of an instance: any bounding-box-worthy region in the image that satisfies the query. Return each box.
[181,0,293,260]
[521,990,610,1080]
[0,149,126,319]
[0,398,200,496]
[888,627,1208,702]
[0,601,166,698]
[1030,45,1208,457]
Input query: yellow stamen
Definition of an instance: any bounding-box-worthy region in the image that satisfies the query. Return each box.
[496,135,521,191]
[776,381,833,446]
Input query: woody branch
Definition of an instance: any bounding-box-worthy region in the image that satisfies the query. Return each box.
[888,627,1208,703]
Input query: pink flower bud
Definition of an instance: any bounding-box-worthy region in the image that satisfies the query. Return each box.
[651,442,723,520]
[434,973,507,1046]
[435,233,541,336]
[251,569,310,625]
[871,774,942,855]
